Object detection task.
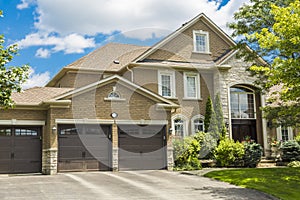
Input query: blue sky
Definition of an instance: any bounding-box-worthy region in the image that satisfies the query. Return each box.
[0,0,248,88]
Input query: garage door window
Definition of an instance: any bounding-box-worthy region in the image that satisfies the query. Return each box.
[60,127,78,135]
[0,128,11,136]
[15,128,38,136]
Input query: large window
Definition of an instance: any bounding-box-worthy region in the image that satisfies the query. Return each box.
[230,86,255,119]
[184,73,200,99]
[158,71,175,98]
[193,30,209,53]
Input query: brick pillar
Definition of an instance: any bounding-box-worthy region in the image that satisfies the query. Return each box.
[42,148,58,175]
[167,135,174,170]
[112,123,118,171]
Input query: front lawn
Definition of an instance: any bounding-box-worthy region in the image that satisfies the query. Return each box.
[204,167,300,200]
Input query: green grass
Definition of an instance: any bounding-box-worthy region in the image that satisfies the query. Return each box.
[204,167,300,200]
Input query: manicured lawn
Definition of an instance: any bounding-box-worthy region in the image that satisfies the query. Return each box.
[204,167,300,200]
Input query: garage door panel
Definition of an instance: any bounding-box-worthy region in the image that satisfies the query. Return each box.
[118,125,167,170]
[58,124,112,172]
[0,126,42,174]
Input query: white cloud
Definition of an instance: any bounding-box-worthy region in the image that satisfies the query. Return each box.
[35,48,50,58]
[17,0,36,10]
[22,67,51,89]
[17,33,95,55]
[17,0,250,55]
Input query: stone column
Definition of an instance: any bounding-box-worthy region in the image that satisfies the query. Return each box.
[112,123,119,171]
[42,148,58,175]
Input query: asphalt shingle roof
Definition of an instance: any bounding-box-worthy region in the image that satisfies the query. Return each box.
[12,87,74,105]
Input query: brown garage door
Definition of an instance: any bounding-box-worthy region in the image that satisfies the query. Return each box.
[118,125,167,170]
[0,126,42,174]
[58,124,112,172]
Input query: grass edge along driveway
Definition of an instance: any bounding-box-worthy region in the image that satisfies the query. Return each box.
[204,167,300,200]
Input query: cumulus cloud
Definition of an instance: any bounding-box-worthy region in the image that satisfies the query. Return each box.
[17,33,96,55]
[35,48,50,58]
[17,0,250,55]
[22,67,51,89]
[17,0,36,10]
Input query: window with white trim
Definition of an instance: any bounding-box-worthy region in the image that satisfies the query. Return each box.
[191,115,204,134]
[277,126,293,142]
[193,30,209,53]
[184,72,200,99]
[172,115,187,137]
[158,71,176,98]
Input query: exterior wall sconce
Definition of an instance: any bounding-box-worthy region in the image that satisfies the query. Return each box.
[110,112,118,119]
[52,126,57,134]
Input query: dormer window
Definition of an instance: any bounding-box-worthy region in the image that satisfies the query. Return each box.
[193,30,209,53]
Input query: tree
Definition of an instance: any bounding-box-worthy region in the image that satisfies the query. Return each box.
[214,93,227,138]
[229,0,300,127]
[0,10,29,108]
[204,96,213,133]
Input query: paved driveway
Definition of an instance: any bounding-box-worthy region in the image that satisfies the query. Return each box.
[0,171,277,200]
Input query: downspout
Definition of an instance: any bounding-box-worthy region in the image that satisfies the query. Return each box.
[126,66,134,82]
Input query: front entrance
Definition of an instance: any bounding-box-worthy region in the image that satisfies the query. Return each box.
[232,119,257,142]
[58,124,112,172]
[0,126,42,174]
[118,125,167,170]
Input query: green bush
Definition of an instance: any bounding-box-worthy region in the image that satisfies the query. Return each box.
[173,137,202,170]
[243,141,263,168]
[287,161,300,168]
[280,140,300,162]
[295,134,300,145]
[194,131,218,159]
[214,138,244,167]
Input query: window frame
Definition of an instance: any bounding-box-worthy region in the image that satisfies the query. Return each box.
[183,72,201,99]
[158,70,176,98]
[230,86,256,119]
[193,30,210,53]
[276,126,293,142]
[171,115,188,137]
[191,114,205,134]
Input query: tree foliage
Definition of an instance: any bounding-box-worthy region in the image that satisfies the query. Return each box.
[214,93,227,138]
[229,0,300,127]
[204,96,213,133]
[0,10,29,108]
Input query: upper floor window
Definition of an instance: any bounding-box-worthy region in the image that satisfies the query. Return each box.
[230,86,256,119]
[193,30,209,53]
[184,72,200,99]
[108,91,121,99]
[158,71,176,98]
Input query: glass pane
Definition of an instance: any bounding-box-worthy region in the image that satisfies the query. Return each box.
[161,75,171,97]
[0,128,11,136]
[108,92,120,99]
[174,118,184,137]
[281,127,289,141]
[15,128,38,136]
[194,119,204,132]
[187,76,196,97]
[60,128,78,135]
[195,34,206,52]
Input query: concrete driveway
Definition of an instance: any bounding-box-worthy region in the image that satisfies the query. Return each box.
[0,170,277,200]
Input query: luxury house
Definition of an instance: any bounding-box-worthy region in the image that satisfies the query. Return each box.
[0,13,297,175]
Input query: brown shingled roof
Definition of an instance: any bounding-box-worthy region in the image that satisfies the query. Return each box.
[66,43,150,71]
[12,87,74,105]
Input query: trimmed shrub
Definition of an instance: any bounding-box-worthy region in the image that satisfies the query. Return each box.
[287,161,300,168]
[194,131,218,159]
[243,141,263,168]
[173,137,202,170]
[295,134,300,145]
[214,138,244,167]
[280,140,300,162]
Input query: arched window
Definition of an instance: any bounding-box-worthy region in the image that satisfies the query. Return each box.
[108,91,120,99]
[191,115,204,134]
[230,86,256,119]
[172,115,187,137]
